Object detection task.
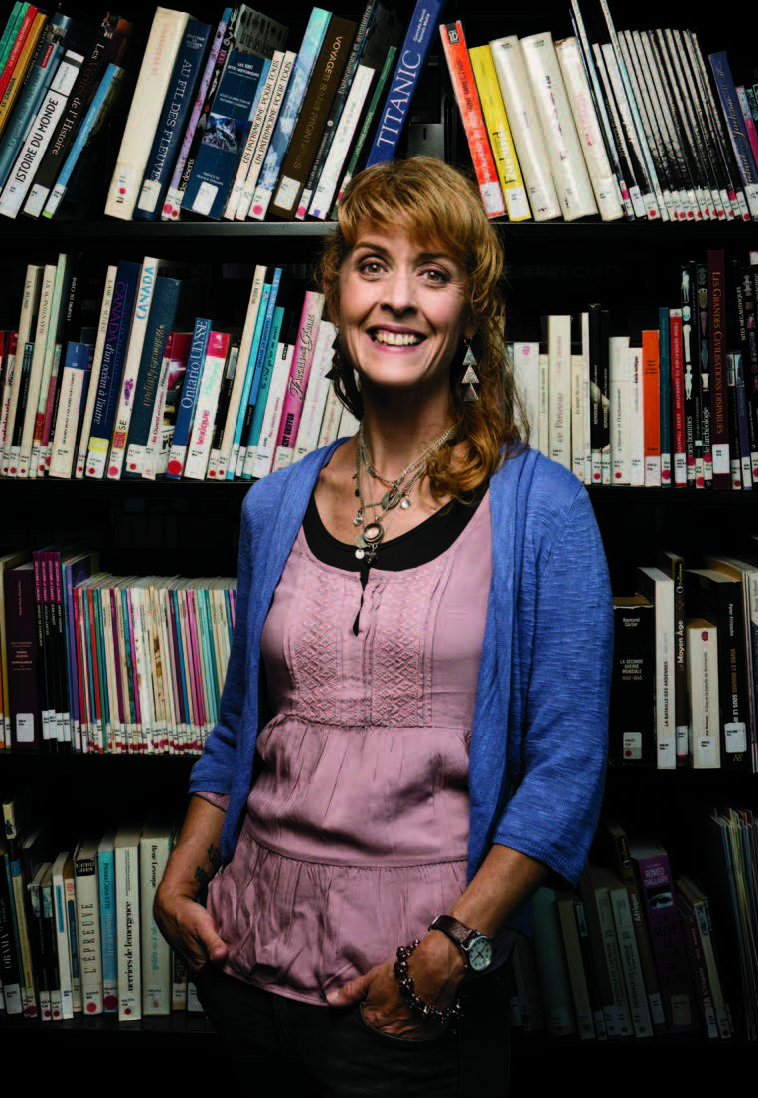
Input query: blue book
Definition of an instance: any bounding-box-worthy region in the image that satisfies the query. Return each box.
[366,0,444,166]
[166,317,212,479]
[97,832,117,1011]
[181,48,268,220]
[84,260,140,479]
[41,63,126,220]
[123,275,184,477]
[244,303,287,461]
[134,18,213,221]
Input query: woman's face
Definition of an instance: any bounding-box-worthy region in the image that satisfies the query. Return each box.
[337,223,472,409]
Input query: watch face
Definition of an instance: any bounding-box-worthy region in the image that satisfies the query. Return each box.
[468,935,493,971]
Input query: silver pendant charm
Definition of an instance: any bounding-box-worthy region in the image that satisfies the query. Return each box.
[363,521,384,546]
[399,495,411,510]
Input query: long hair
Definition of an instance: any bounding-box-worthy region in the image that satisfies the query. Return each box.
[316,157,526,499]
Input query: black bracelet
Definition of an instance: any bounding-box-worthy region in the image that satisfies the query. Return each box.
[393,940,464,1025]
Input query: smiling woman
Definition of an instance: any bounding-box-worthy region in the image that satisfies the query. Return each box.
[156,157,613,1098]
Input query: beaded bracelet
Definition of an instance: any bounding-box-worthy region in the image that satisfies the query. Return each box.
[393,940,464,1025]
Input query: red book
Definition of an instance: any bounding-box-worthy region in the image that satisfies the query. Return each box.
[439,21,505,219]
[642,329,661,486]
[707,249,731,489]
[669,309,687,486]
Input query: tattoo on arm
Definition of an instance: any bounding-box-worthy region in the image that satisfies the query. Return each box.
[193,843,222,902]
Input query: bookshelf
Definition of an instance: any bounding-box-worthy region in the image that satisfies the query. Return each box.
[0,0,756,1082]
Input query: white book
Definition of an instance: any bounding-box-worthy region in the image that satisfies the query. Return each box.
[51,850,76,1019]
[489,36,560,221]
[555,36,623,222]
[139,822,174,1015]
[15,263,57,479]
[0,50,84,219]
[316,384,345,449]
[184,331,230,480]
[509,341,541,453]
[609,334,631,485]
[249,340,294,478]
[236,50,296,220]
[580,312,591,483]
[49,344,93,479]
[224,50,285,220]
[571,352,588,483]
[74,838,104,1016]
[107,257,163,480]
[75,266,118,477]
[28,254,71,479]
[636,566,676,770]
[104,8,191,220]
[114,823,142,1020]
[293,319,336,459]
[628,345,645,486]
[686,620,720,768]
[520,32,598,221]
[609,879,655,1039]
[542,314,572,469]
[308,64,375,220]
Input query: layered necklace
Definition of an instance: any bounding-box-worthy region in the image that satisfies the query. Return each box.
[353,423,454,562]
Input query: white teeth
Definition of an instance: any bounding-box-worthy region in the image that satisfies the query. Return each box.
[372,330,422,347]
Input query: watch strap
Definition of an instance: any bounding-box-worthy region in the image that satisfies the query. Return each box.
[428,914,479,952]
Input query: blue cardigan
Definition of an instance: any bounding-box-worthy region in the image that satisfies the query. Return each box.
[190,443,613,935]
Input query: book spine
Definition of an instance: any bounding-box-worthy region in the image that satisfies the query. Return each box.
[184,331,231,480]
[642,329,661,486]
[686,619,721,768]
[134,19,212,220]
[273,290,325,464]
[468,44,531,223]
[669,308,687,486]
[707,249,731,488]
[308,63,374,220]
[708,51,758,219]
[166,317,213,480]
[236,49,296,219]
[489,36,561,221]
[366,0,443,167]
[439,21,504,218]
[104,8,191,220]
[521,30,598,221]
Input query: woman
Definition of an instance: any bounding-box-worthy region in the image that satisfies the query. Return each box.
[155,157,613,1093]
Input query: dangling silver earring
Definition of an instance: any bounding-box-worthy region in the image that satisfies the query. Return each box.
[462,338,479,402]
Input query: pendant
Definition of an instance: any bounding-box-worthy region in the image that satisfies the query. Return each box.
[399,495,411,510]
[380,486,401,511]
[363,521,384,546]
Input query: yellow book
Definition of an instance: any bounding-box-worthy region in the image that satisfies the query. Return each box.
[0,9,48,138]
[469,43,531,222]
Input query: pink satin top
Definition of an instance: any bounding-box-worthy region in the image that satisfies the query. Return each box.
[205,494,492,1004]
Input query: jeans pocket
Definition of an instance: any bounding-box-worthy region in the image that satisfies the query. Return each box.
[357,1002,452,1045]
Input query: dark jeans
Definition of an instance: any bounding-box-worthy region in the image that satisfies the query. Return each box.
[194,965,511,1097]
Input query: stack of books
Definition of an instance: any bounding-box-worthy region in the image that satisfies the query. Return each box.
[0,256,356,483]
[445,2,758,224]
[1,546,237,755]
[513,249,758,493]
[515,818,756,1042]
[0,796,198,1023]
[609,549,758,773]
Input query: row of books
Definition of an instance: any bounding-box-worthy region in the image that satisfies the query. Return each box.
[0,255,358,483]
[519,249,758,490]
[0,547,236,755]
[514,815,757,1042]
[611,548,758,772]
[0,797,196,1021]
[450,3,758,224]
[0,0,439,225]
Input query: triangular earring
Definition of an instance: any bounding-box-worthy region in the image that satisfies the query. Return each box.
[461,339,479,400]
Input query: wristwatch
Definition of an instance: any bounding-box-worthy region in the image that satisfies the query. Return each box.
[428,914,494,972]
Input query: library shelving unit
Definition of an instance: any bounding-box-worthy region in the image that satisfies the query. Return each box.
[1,0,756,1085]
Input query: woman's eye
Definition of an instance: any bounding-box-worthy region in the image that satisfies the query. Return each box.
[421,267,448,284]
[359,258,384,277]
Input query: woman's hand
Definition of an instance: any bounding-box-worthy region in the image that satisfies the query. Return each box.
[326,932,466,1038]
[154,884,228,974]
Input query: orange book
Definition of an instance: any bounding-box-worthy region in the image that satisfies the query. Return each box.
[642,329,661,487]
[0,8,47,137]
[439,21,505,219]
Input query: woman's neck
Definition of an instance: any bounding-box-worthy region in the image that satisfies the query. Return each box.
[359,406,454,483]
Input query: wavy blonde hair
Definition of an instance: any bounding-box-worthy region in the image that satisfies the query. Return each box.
[316,157,525,499]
